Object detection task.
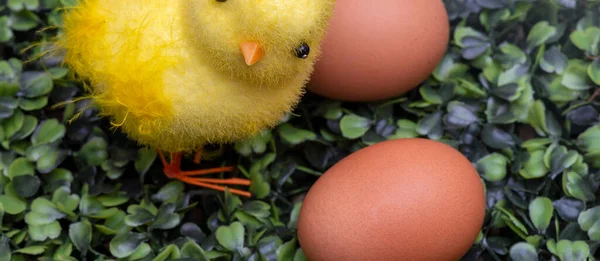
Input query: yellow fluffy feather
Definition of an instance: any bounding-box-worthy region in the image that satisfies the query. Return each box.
[54,0,335,153]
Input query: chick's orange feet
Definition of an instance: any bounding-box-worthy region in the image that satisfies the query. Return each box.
[157,149,251,198]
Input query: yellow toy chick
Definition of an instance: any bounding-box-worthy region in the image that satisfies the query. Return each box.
[54,0,336,197]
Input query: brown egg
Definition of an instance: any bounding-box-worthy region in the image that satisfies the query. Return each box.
[297,138,486,261]
[307,0,450,102]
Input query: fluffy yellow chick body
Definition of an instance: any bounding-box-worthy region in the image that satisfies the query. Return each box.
[57,0,335,153]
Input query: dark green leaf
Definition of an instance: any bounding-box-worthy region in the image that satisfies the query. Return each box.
[553,198,584,222]
[0,235,10,261]
[12,174,40,198]
[150,203,180,230]
[134,147,156,177]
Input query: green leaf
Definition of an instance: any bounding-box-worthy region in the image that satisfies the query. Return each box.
[12,174,40,198]
[77,137,108,166]
[19,96,48,111]
[2,109,24,140]
[519,150,549,179]
[0,235,10,261]
[496,206,529,239]
[216,221,245,252]
[416,111,443,140]
[443,101,479,128]
[124,207,155,227]
[509,242,538,261]
[69,220,92,256]
[578,206,600,240]
[12,115,37,140]
[562,59,593,91]
[562,171,596,202]
[21,72,53,98]
[134,147,156,177]
[419,85,442,104]
[250,170,270,199]
[527,100,548,136]
[277,123,317,145]
[36,149,68,174]
[28,220,62,241]
[8,157,35,179]
[294,248,307,261]
[31,119,65,145]
[152,180,183,203]
[128,243,152,261]
[150,203,180,230]
[527,21,557,49]
[570,27,600,54]
[109,232,147,258]
[242,200,271,219]
[481,124,515,149]
[152,244,180,261]
[234,130,272,156]
[476,153,508,182]
[52,186,80,213]
[0,202,3,227]
[388,119,418,139]
[97,192,129,207]
[288,202,302,229]
[588,59,600,86]
[540,45,568,74]
[554,240,591,261]
[277,238,297,261]
[14,245,46,255]
[25,198,64,225]
[180,241,209,261]
[528,197,554,233]
[0,195,26,215]
[339,114,372,139]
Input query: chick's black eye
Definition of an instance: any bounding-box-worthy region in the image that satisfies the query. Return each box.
[216,0,226,2]
[294,43,310,59]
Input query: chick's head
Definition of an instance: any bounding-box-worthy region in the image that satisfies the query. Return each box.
[183,0,336,86]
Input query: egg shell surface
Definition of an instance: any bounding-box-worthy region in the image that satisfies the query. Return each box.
[297,138,486,261]
[307,0,450,101]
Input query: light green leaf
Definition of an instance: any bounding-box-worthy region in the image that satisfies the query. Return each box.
[0,195,26,215]
[277,123,317,145]
[31,119,65,145]
[180,241,209,261]
[570,27,600,54]
[216,221,245,252]
[339,114,372,139]
[69,220,92,256]
[528,197,554,233]
[14,245,46,255]
[476,153,508,182]
[578,206,600,240]
[562,59,593,91]
[527,21,557,49]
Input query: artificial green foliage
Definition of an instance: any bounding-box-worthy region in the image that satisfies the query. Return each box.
[0,0,599,260]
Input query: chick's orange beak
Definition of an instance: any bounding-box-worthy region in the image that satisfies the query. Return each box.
[240,41,264,66]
